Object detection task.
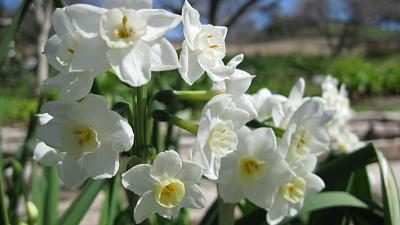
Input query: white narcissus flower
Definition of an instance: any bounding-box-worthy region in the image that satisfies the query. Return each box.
[192,94,257,180]
[250,88,287,121]
[211,54,256,96]
[267,157,325,225]
[272,78,305,129]
[279,98,334,163]
[218,127,292,209]
[34,94,134,187]
[63,0,181,87]
[335,128,365,153]
[122,150,206,223]
[179,1,235,85]
[44,8,84,72]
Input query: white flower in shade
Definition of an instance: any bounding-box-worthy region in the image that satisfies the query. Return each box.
[321,75,353,134]
[272,78,305,129]
[121,150,205,223]
[44,8,83,72]
[267,157,325,225]
[35,94,134,187]
[250,88,287,121]
[335,128,364,153]
[41,72,96,101]
[192,94,257,180]
[218,127,292,209]
[179,1,235,85]
[279,98,334,163]
[211,54,255,96]
[63,1,181,86]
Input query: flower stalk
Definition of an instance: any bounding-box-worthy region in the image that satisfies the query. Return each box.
[152,110,199,135]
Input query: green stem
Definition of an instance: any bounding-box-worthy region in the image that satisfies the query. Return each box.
[152,110,199,135]
[0,145,10,225]
[154,90,223,104]
[218,197,235,225]
[246,120,285,137]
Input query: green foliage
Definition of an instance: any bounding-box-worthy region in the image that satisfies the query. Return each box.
[0,95,37,123]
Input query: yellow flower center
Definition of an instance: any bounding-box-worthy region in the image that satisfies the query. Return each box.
[113,16,135,39]
[237,156,266,183]
[207,121,237,157]
[288,127,311,161]
[155,178,185,208]
[209,44,219,49]
[73,127,96,147]
[279,176,306,204]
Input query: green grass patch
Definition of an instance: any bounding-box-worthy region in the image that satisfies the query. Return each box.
[0,95,37,124]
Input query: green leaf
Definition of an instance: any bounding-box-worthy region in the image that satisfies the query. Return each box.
[300,192,368,213]
[43,166,59,225]
[98,177,120,225]
[199,199,218,225]
[0,0,33,63]
[0,137,10,225]
[57,180,105,225]
[375,150,400,225]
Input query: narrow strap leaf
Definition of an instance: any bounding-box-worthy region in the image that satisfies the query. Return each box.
[57,180,105,225]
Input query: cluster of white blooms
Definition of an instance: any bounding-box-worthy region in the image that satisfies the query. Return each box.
[320,75,365,152]
[33,0,358,224]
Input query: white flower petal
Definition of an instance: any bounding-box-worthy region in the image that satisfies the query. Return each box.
[288,78,305,104]
[227,54,244,67]
[176,160,203,184]
[105,119,134,153]
[181,184,206,209]
[37,113,53,125]
[42,72,95,102]
[106,41,151,87]
[150,150,182,179]
[182,0,201,48]
[102,0,152,10]
[57,155,89,187]
[33,142,62,166]
[139,9,181,42]
[289,99,322,125]
[225,69,255,95]
[83,147,119,179]
[178,40,204,85]
[37,119,63,149]
[70,36,110,73]
[122,164,155,195]
[244,128,276,155]
[52,8,75,37]
[150,38,179,71]
[199,56,234,82]
[44,35,66,72]
[305,173,325,194]
[242,177,275,209]
[65,4,106,38]
[134,191,156,224]
[267,196,288,225]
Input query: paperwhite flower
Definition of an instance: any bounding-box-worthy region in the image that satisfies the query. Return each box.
[272,78,305,129]
[192,94,256,180]
[35,94,134,187]
[218,127,292,209]
[250,88,287,121]
[267,157,325,225]
[63,1,181,86]
[279,98,333,163]
[44,8,83,72]
[335,128,365,153]
[179,1,235,85]
[122,150,205,223]
[211,54,255,96]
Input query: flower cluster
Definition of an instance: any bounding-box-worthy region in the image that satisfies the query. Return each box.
[33,0,362,224]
